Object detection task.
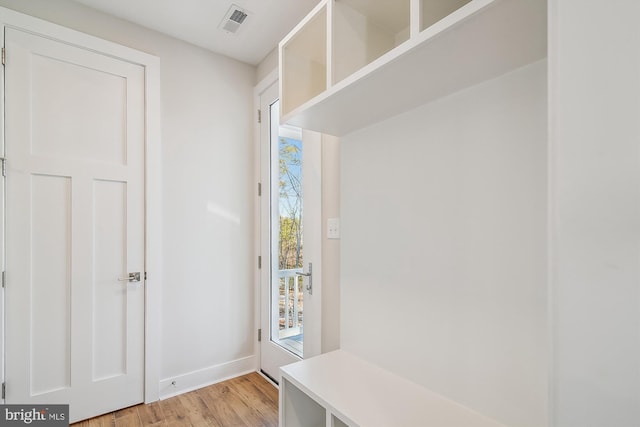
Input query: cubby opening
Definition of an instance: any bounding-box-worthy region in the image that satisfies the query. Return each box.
[281,6,327,116]
[331,414,350,427]
[421,0,472,31]
[332,0,410,84]
[282,379,326,427]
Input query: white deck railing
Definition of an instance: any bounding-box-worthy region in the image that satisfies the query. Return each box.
[278,268,303,339]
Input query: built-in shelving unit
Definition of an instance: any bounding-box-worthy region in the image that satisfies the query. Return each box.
[281,3,327,117]
[279,0,546,136]
[332,0,410,84]
[279,350,507,427]
[421,0,472,30]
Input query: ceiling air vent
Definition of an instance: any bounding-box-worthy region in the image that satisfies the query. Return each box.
[219,4,249,34]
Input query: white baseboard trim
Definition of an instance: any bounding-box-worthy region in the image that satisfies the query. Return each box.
[159,355,256,400]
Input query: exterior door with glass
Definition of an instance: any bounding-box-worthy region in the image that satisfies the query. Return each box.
[258,80,321,382]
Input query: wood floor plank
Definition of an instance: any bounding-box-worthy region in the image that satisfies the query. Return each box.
[113,412,141,427]
[204,382,268,427]
[71,373,277,427]
[84,414,114,427]
[175,393,217,427]
[197,383,248,427]
[114,406,142,427]
[136,401,165,426]
[155,395,184,426]
[161,394,210,427]
[115,407,138,419]
[245,373,278,404]
[227,376,278,427]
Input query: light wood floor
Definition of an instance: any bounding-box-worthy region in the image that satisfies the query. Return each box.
[71,373,278,427]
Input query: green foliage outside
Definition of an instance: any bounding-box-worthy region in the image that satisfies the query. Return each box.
[278,137,303,271]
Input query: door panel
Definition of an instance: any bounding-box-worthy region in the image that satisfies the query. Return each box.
[30,175,72,395]
[259,80,322,382]
[30,54,127,164]
[4,27,145,422]
[93,179,127,380]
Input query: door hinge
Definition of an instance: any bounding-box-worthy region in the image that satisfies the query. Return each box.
[1,271,5,288]
[257,109,261,123]
[258,329,262,342]
[258,182,262,196]
[2,382,6,399]
[2,47,5,66]
[144,272,148,281]
[258,256,262,269]
[1,158,5,177]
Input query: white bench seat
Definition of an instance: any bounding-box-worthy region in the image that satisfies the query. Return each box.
[280,350,507,427]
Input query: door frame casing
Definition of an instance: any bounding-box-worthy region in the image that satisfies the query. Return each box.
[0,7,162,403]
[253,69,279,375]
[254,71,323,381]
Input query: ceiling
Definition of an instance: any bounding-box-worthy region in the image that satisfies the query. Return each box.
[71,0,321,65]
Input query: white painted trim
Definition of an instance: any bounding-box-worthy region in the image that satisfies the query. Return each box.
[0,8,6,406]
[255,68,279,98]
[253,69,279,375]
[143,50,162,405]
[325,0,333,88]
[159,356,257,399]
[547,2,558,425]
[0,9,156,66]
[0,5,162,404]
[410,0,421,38]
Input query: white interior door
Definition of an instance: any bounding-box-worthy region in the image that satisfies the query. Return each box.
[4,27,145,422]
[259,80,322,383]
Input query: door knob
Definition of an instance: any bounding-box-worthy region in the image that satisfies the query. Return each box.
[118,272,141,282]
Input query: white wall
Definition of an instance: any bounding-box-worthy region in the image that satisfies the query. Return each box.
[0,0,257,397]
[321,135,341,353]
[340,61,548,427]
[549,1,640,425]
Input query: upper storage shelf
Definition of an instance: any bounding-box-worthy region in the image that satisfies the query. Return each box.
[281,4,327,117]
[279,0,547,136]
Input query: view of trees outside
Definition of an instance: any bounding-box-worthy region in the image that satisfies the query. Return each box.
[278,136,304,333]
[278,136,303,271]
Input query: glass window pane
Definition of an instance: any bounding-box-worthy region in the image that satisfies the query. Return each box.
[270,99,304,357]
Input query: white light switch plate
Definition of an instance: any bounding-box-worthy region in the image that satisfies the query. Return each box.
[327,218,340,239]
